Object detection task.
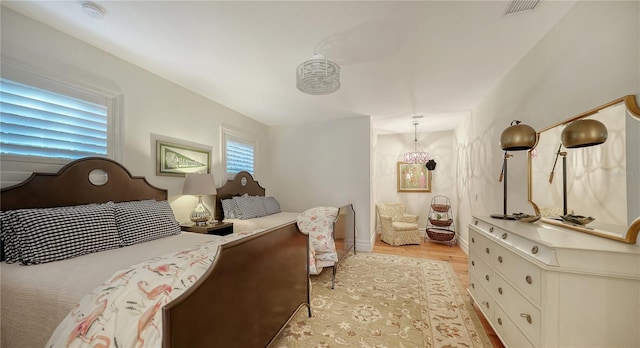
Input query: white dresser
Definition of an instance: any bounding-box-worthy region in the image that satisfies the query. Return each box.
[468,216,640,347]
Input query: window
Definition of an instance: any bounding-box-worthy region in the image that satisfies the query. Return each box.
[0,67,119,163]
[223,127,255,178]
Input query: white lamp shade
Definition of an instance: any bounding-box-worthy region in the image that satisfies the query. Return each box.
[183,173,217,195]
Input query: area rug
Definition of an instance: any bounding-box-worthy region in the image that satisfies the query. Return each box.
[272,252,491,348]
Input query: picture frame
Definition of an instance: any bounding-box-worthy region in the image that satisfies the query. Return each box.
[397,162,432,192]
[156,140,211,176]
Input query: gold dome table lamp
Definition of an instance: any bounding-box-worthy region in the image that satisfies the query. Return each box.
[548,118,608,218]
[491,120,537,220]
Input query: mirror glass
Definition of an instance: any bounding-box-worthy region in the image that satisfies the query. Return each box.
[88,168,109,186]
[528,95,640,243]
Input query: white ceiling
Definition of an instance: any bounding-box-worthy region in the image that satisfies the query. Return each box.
[2,0,577,135]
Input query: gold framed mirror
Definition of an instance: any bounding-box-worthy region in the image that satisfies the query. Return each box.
[528,95,640,243]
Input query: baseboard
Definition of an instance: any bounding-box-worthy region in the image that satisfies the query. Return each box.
[457,236,469,255]
[356,239,373,253]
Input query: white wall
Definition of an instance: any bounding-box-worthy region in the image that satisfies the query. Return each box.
[268,116,373,251]
[454,0,640,249]
[374,130,456,231]
[0,7,271,223]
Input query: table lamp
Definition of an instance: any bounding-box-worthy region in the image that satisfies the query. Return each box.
[183,173,217,226]
[491,120,536,220]
[551,118,608,217]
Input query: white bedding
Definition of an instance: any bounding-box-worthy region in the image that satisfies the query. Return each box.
[0,232,216,348]
[223,211,299,232]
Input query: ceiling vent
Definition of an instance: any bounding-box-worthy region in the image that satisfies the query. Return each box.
[505,0,540,16]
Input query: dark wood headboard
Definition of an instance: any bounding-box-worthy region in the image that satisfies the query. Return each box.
[214,171,266,222]
[0,157,167,211]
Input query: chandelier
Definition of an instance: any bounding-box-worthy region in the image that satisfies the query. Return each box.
[404,121,430,164]
[296,54,340,95]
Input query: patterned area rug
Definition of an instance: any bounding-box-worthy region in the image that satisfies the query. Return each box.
[272,252,491,348]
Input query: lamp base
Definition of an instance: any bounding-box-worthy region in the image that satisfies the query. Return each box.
[190,195,212,226]
[490,213,518,220]
[191,219,209,226]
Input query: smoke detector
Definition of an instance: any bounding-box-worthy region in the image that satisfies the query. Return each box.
[81,1,106,19]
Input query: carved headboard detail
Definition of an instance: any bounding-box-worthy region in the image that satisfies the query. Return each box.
[214,171,266,222]
[0,157,167,211]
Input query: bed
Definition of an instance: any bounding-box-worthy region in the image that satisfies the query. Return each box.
[0,157,310,348]
[214,171,356,287]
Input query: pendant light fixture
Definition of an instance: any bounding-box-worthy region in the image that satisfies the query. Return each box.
[403,119,430,164]
[296,53,340,95]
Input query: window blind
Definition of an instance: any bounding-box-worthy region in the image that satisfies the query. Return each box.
[226,138,254,175]
[0,78,108,159]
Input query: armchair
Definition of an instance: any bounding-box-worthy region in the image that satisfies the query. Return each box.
[376,202,422,246]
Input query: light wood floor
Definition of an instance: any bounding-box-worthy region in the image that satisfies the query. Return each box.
[372,235,505,348]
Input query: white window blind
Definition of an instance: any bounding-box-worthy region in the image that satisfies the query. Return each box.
[226,138,254,176]
[0,78,108,159]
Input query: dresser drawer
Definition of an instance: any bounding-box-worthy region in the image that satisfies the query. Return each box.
[469,251,493,290]
[494,274,541,346]
[469,274,494,319]
[494,304,535,348]
[469,229,496,266]
[493,243,541,304]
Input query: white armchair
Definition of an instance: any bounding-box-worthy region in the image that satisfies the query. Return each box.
[376,202,422,246]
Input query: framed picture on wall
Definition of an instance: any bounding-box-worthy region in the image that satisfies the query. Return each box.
[156,140,211,176]
[397,162,432,192]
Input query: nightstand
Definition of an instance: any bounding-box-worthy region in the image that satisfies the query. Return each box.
[180,222,233,236]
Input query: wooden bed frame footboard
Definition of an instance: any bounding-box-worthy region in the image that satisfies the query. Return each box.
[330,203,356,288]
[214,172,357,291]
[163,221,310,348]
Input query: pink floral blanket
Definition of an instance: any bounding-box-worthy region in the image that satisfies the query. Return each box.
[296,206,339,275]
[45,230,261,348]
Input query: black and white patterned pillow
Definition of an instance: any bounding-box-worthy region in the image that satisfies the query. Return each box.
[261,196,281,215]
[221,198,239,219]
[114,200,181,246]
[1,211,25,263]
[232,194,267,219]
[6,202,121,265]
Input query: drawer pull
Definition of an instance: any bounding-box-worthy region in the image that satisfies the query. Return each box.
[472,237,475,243]
[501,233,508,239]
[532,246,539,254]
[471,260,475,266]
[520,313,532,324]
[489,227,494,232]
[498,256,503,263]
[471,283,475,289]
[474,220,478,225]
[498,287,503,295]
[485,247,490,254]
[526,275,533,284]
[485,274,490,281]
[482,301,490,309]
[497,317,503,325]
